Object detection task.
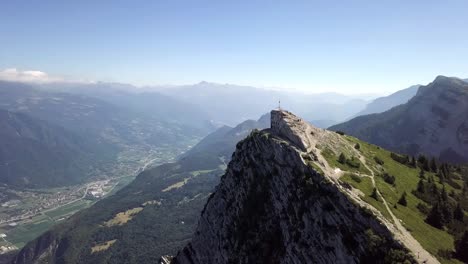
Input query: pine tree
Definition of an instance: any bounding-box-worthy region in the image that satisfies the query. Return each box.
[444,164,451,180]
[438,172,445,184]
[454,203,464,222]
[455,231,468,262]
[440,163,449,180]
[436,168,445,184]
[398,192,407,206]
[423,159,430,171]
[430,158,438,173]
[426,202,444,229]
[370,188,379,201]
[450,189,456,198]
[441,186,448,202]
[441,203,453,224]
[338,153,347,164]
[417,179,425,193]
[432,185,440,201]
[417,155,427,165]
[410,156,416,167]
[419,169,425,179]
[428,175,434,184]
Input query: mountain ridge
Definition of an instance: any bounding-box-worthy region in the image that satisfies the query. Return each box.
[330,76,468,163]
[353,85,420,117]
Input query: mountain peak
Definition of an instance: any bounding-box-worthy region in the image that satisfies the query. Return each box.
[433,75,451,82]
[271,109,310,151]
[431,75,467,88]
[271,109,340,157]
[416,75,468,100]
[197,81,211,85]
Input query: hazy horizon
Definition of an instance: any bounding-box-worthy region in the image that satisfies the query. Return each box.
[1,67,464,98]
[1,1,468,94]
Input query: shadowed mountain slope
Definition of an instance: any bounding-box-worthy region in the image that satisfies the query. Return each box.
[331,76,468,163]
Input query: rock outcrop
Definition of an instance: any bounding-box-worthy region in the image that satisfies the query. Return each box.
[170,110,414,264]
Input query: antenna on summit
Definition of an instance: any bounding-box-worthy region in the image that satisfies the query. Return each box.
[278,99,281,110]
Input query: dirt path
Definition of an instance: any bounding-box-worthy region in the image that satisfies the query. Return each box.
[357,155,439,264]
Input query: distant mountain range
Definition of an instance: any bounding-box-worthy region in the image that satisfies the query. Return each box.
[331,76,468,163]
[36,82,212,131]
[0,81,214,188]
[354,85,420,117]
[154,81,374,126]
[179,113,270,169]
[1,81,214,143]
[28,80,382,128]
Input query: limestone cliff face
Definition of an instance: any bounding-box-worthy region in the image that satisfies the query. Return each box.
[270,109,310,150]
[171,110,413,264]
[410,76,468,161]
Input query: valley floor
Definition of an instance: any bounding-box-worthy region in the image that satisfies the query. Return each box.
[0,145,180,253]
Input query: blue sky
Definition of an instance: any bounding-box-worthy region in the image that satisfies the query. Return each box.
[1,0,467,94]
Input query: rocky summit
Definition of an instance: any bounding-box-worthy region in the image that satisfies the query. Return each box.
[167,110,418,264]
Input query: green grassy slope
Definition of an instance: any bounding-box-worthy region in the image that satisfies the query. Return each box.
[321,134,467,264]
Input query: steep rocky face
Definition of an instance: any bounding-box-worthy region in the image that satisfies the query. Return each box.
[171,110,414,264]
[331,76,468,163]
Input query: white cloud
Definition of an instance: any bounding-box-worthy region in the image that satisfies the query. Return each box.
[0,68,94,83]
[0,68,62,83]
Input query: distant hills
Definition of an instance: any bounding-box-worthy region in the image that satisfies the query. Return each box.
[155,81,374,126]
[354,84,420,117]
[37,81,213,131]
[0,81,213,147]
[0,81,213,188]
[3,79,380,128]
[179,113,270,167]
[331,76,468,163]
